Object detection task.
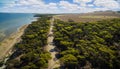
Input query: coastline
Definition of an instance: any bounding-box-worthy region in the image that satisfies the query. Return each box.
[0,24,29,61]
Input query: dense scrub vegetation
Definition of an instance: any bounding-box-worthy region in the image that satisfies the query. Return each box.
[54,19,120,69]
[6,15,51,69]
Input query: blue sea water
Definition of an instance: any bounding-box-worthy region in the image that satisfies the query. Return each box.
[0,13,35,41]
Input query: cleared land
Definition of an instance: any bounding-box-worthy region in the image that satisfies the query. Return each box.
[55,11,120,22]
[45,18,60,69]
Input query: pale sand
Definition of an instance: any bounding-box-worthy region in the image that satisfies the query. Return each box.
[45,18,60,69]
[0,25,28,61]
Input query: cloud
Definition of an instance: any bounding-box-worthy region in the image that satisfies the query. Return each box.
[17,0,43,5]
[87,4,94,7]
[94,0,120,9]
[48,3,58,9]
[73,0,92,3]
[59,1,80,11]
[73,0,93,7]
[0,0,120,13]
[15,0,47,8]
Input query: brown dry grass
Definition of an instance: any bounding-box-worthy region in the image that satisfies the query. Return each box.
[55,11,120,22]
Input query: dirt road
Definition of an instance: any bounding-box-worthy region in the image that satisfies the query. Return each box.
[45,18,60,69]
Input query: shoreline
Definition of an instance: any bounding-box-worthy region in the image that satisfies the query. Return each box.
[0,24,29,61]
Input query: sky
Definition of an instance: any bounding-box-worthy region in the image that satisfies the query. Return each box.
[0,0,120,13]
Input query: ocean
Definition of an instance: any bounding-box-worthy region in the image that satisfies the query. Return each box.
[0,13,35,41]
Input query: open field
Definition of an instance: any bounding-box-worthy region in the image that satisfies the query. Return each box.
[55,11,120,22]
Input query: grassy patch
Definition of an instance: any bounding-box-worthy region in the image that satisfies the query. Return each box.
[79,16,119,19]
